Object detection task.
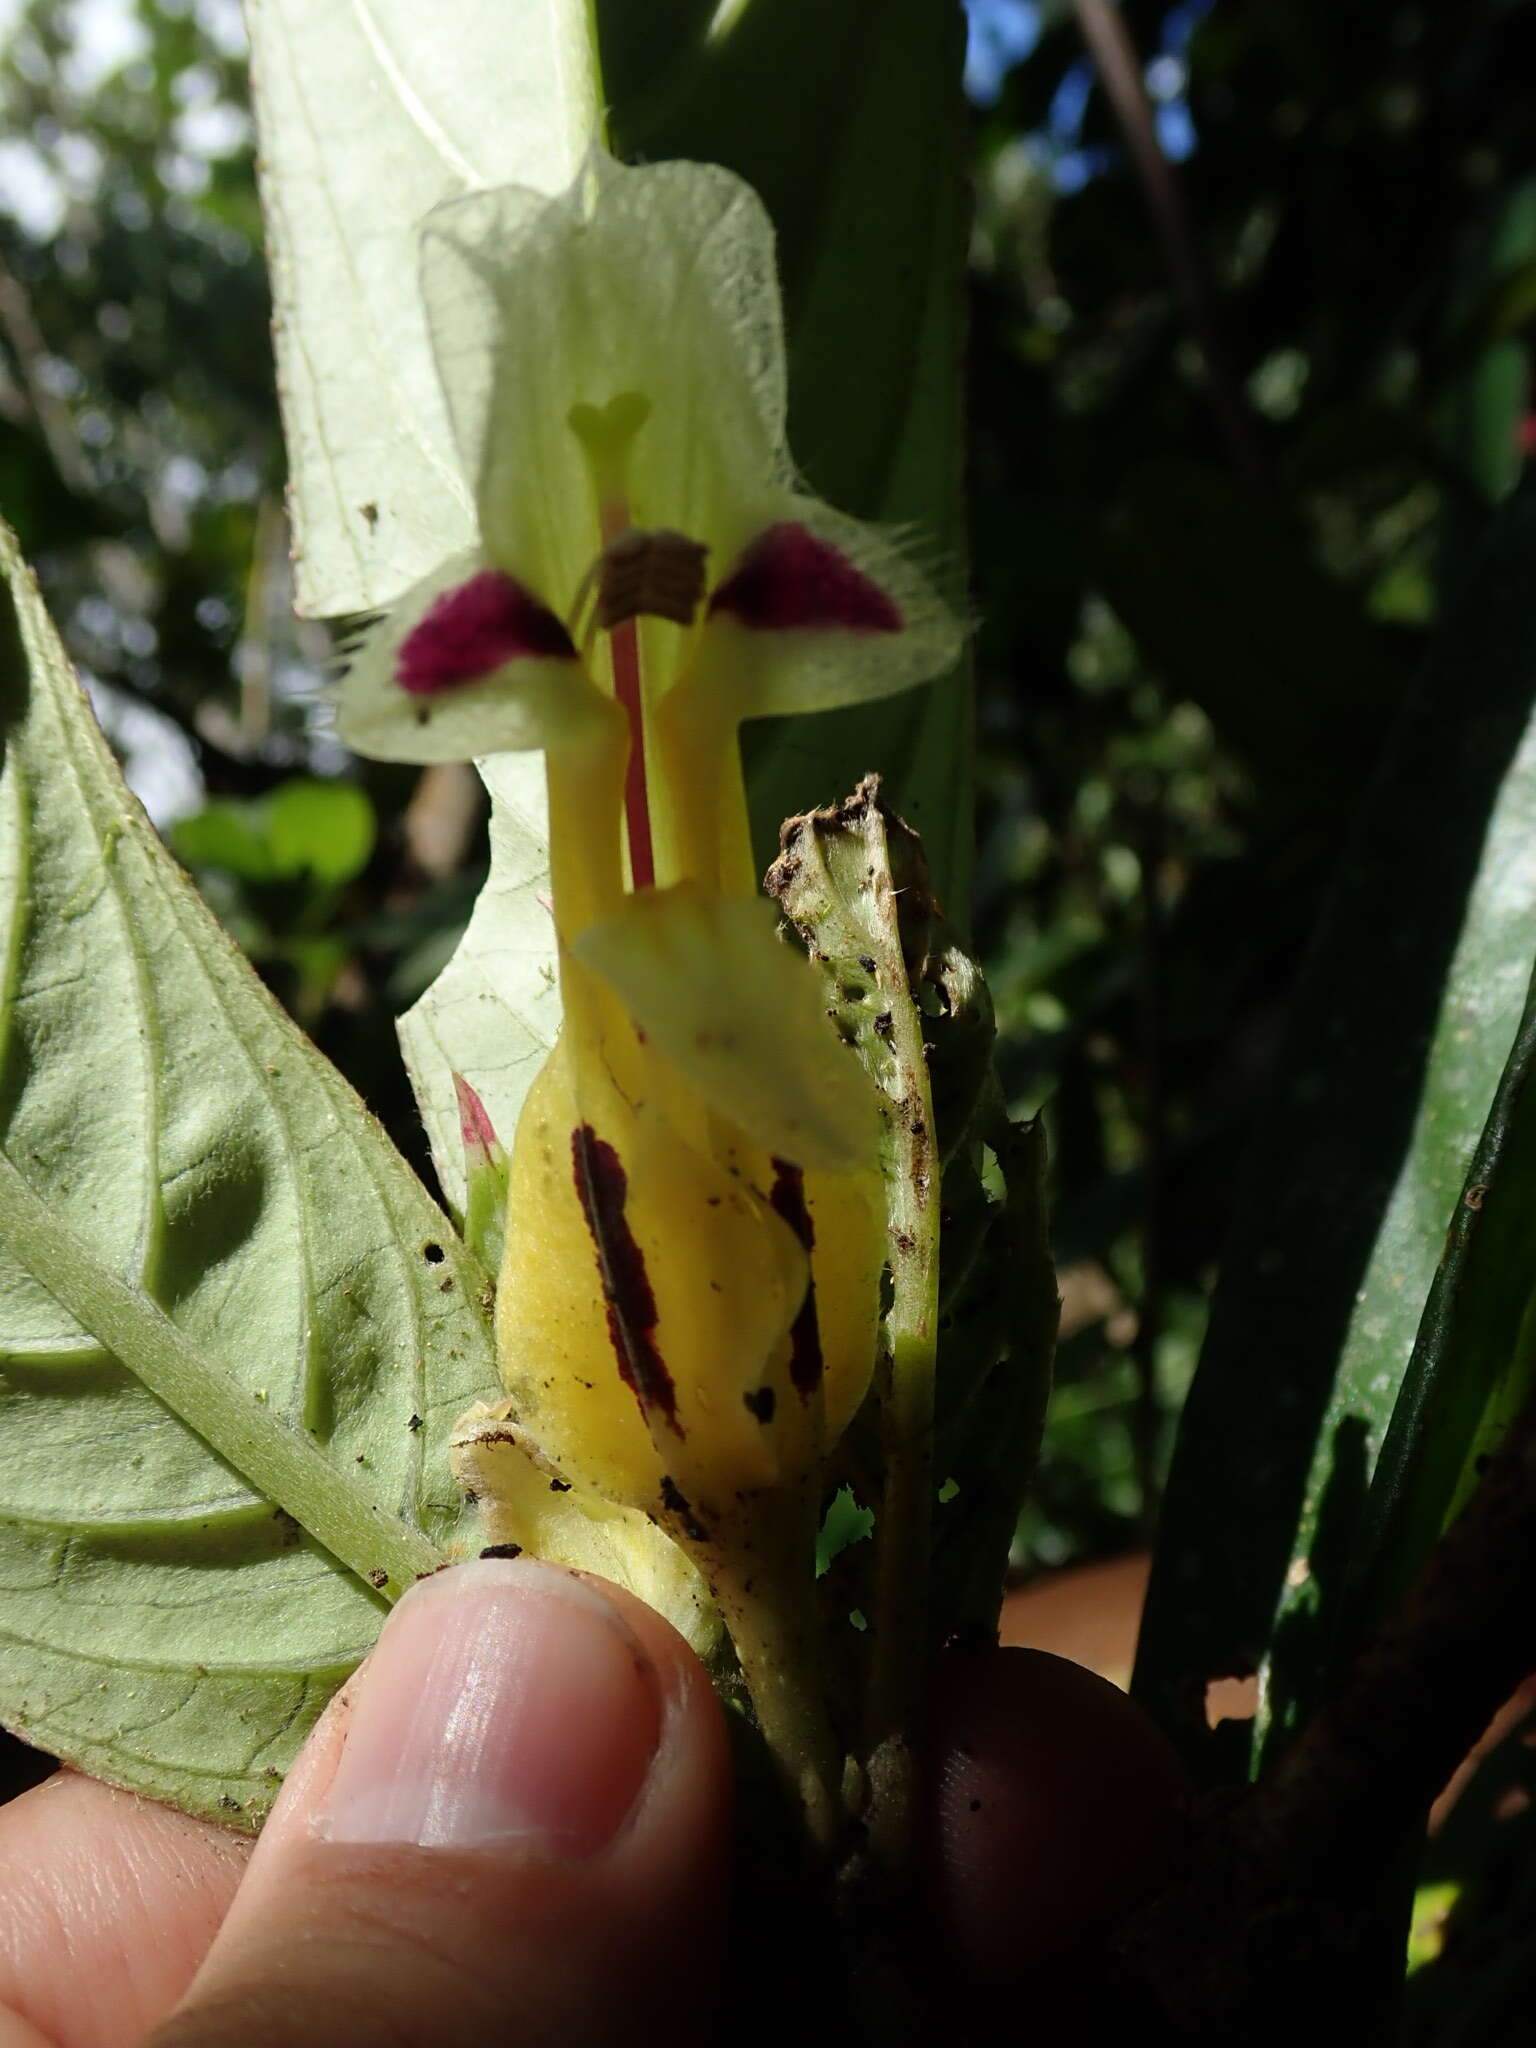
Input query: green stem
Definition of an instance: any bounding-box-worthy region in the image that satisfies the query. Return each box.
[699,1484,844,1854]
[863,828,941,1873]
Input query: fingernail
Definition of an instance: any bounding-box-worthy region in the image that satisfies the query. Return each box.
[320,1558,663,1856]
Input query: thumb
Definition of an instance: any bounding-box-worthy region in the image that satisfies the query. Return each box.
[148,1557,731,2048]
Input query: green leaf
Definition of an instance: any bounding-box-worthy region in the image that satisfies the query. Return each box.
[625,0,974,909]
[266,778,376,886]
[396,754,559,1214]
[1133,483,1536,1783]
[927,1112,1057,1648]
[246,0,602,617]
[1334,960,1536,1666]
[1436,177,1536,511]
[169,803,278,883]
[0,522,496,1825]
[171,779,376,889]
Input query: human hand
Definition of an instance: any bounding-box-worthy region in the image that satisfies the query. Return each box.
[0,1559,1183,2046]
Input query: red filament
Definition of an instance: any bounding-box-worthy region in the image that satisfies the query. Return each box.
[602,502,655,890]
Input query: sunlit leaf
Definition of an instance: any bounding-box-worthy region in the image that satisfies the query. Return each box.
[1336,960,1536,1660]
[246,0,601,616]
[0,522,494,1825]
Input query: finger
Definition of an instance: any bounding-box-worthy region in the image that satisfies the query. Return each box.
[0,2011,53,2048]
[931,1646,1187,1988]
[0,1771,251,2048]
[148,1556,732,2048]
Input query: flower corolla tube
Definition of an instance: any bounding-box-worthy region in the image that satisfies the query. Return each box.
[339,150,961,1596]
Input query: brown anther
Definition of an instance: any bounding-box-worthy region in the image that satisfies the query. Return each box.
[594,528,709,630]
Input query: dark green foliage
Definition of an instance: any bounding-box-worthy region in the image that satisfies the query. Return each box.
[968,0,1536,1579]
[1404,1700,1536,2040]
[1135,485,1536,1782]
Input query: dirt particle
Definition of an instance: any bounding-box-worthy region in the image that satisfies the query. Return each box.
[659,1475,709,1544]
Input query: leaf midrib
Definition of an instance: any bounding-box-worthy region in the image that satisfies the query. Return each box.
[1,535,451,1600]
[0,1150,442,1597]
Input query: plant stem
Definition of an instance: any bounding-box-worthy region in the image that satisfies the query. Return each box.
[1071,0,1271,502]
[702,1483,845,1854]
[862,816,941,1874]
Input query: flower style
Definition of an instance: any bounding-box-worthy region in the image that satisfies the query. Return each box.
[338,151,960,1673]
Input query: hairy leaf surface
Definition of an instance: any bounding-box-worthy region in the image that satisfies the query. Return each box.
[246,0,601,616]
[0,525,494,1825]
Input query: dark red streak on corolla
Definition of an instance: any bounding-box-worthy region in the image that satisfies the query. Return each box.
[768,1159,824,1400]
[572,1124,680,1431]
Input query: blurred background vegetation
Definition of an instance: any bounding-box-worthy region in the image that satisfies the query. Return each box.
[0,0,1531,1586]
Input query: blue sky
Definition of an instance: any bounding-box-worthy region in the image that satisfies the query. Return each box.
[964,0,1042,102]
[965,0,1204,170]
